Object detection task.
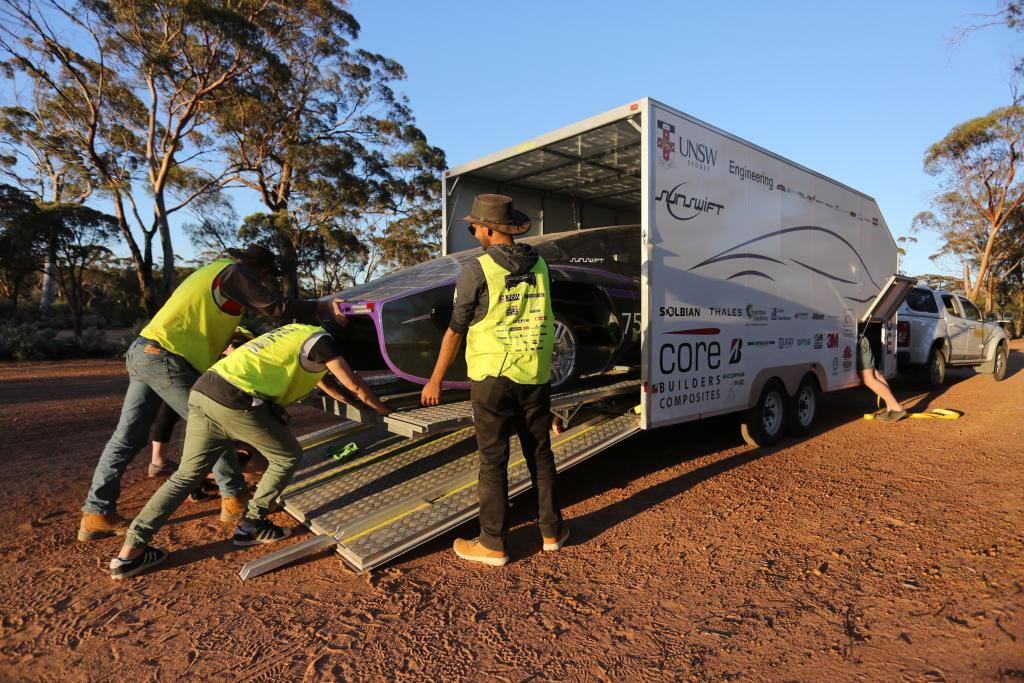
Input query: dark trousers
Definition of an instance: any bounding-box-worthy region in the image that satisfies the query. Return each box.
[471,376,562,552]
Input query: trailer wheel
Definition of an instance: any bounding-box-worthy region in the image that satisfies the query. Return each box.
[549,313,578,390]
[924,346,946,388]
[740,380,788,447]
[786,375,820,436]
[992,344,1008,381]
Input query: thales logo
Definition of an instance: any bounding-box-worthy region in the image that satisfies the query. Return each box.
[655,182,725,221]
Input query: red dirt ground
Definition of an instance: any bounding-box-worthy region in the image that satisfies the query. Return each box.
[0,343,1022,681]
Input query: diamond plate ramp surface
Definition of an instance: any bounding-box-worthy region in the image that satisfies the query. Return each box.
[285,411,640,571]
[383,376,639,437]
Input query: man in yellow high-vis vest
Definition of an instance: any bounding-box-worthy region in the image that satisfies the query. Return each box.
[80,245,325,542]
[108,322,392,579]
[421,194,568,567]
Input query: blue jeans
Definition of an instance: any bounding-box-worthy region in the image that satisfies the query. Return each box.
[81,338,246,514]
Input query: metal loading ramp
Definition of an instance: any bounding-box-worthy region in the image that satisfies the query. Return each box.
[238,374,641,578]
[278,410,639,572]
[383,376,640,438]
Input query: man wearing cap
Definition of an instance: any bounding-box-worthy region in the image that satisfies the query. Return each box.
[79,245,325,542]
[108,321,392,579]
[421,194,568,566]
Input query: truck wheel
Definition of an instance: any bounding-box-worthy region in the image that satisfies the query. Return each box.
[992,344,1008,381]
[549,313,578,390]
[786,375,819,436]
[740,380,788,447]
[925,347,946,388]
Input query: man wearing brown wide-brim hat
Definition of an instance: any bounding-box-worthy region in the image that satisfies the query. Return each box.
[421,194,568,566]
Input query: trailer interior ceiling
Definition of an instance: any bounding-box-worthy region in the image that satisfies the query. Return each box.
[447,117,642,251]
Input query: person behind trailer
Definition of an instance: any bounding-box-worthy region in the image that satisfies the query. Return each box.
[79,245,327,542]
[859,324,906,422]
[108,320,392,579]
[421,194,568,567]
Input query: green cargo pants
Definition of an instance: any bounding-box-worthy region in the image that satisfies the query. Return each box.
[124,391,302,549]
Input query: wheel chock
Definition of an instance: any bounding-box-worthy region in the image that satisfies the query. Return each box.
[909,408,962,419]
[863,408,962,420]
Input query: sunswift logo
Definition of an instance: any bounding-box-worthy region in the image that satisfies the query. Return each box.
[655,182,725,221]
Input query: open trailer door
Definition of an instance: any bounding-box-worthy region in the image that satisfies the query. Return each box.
[859,274,917,378]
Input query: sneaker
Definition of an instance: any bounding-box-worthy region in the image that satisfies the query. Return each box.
[109,545,168,580]
[878,409,908,423]
[78,512,130,542]
[220,489,251,523]
[233,519,291,547]
[542,526,571,551]
[453,538,509,567]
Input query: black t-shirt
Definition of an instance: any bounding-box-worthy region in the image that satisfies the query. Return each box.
[192,332,343,409]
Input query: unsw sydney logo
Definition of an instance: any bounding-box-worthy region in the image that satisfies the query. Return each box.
[656,120,718,172]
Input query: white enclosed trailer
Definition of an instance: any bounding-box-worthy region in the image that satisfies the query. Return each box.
[247,98,914,577]
[442,97,912,442]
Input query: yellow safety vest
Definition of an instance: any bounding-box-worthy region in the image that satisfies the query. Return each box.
[210,324,330,407]
[465,252,554,384]
[140,259,241,372]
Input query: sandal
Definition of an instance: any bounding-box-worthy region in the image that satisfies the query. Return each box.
[147,460,179,477]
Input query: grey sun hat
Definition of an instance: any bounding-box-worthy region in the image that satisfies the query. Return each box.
[461,194,531,235]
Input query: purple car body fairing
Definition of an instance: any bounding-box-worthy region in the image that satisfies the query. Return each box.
[329,225,641,389]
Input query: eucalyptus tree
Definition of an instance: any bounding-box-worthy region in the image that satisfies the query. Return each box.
[215,1,446,295]
[0,0,287,311]
[921,105,1024,304]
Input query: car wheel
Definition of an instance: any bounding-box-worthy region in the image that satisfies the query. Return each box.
[786,375,819,436]
[549,313,578,390]
[992,344,1008,381]
[925,347,946,388]
[740,380,788,447]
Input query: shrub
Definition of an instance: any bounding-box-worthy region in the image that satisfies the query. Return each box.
[0,321,65,360]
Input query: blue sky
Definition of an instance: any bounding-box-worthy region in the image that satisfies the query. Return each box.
[332,0,1017,278]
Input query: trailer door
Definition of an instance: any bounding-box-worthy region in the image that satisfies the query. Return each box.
[858,275,917,324]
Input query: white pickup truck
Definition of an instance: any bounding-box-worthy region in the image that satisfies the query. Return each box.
[896,285,1010,387]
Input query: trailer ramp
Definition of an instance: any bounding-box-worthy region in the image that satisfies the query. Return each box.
[240,376,641,578]
[280,409,639,572]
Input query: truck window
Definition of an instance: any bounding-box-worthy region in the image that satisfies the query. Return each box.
[905,288,939,313]
[941,295,959,317]
[958,297,981,321]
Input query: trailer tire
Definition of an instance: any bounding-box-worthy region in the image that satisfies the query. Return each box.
[992,343,1008,381]
[740,380,788,448]
[549,313,578,390]
[923,346,946,388]
[786,375,820,436]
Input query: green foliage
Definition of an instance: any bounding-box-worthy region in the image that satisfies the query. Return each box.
[918,105,1024,304]
[0,320,62,359]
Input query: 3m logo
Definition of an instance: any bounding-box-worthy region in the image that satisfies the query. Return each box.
[826,333,839,349]
[729,338,742,364]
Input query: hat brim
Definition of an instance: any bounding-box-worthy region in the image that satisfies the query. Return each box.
[228,247,282,276]
[460,209,532,235]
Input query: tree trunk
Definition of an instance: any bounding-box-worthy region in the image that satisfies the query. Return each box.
[273,210,300,298]
[110,196,158,315]
[153,193,176,301]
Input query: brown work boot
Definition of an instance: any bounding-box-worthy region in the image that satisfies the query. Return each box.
[220,489,251,523]
[453,538,509,567]
[78,512,130,542]
[542,526,570,551]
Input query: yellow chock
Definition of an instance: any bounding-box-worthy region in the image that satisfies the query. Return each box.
[909,408,962,420]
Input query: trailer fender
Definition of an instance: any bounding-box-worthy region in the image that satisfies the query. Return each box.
[747,364,828,409]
